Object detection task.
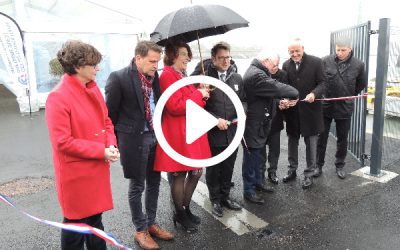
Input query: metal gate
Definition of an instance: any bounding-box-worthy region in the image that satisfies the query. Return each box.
[329,22,371,166]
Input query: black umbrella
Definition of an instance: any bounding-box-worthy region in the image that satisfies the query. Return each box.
[150,4,249,73]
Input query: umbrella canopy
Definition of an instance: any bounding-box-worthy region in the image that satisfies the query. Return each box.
[150,4,249,46]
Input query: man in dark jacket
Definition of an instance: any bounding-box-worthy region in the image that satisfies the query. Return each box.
[105,41,173,249]
[192,41,245,217]
[242,50,298,204]
[282,38,325,189]
[315,38,366,179]
[259,55,289,185]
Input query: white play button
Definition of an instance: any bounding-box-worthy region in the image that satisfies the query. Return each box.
[186,99,218,144]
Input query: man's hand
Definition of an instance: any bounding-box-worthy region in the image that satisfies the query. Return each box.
[279,98,290,110]
[217,118,229,130]
[288,98,299,107]
[303,93,315,103]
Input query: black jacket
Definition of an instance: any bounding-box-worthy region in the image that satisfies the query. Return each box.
[322,52,366,119]
[191,60,245,147]
[283,53,325,137]
[105,61,161,178]
[243,59,298,148]
[270,69,289,135]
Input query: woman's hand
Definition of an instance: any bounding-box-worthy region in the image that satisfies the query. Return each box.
[198,88,210,100]
[104,145,120,162]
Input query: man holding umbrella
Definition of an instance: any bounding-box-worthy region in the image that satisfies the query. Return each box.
[192,41,245,217]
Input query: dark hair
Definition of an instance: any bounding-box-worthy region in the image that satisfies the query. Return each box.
[163,40,192,66]
[135,40,162,58]
[57,40,102,75]
[211,41,230,58]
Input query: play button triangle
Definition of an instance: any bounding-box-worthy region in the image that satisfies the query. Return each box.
[186,99,218,144]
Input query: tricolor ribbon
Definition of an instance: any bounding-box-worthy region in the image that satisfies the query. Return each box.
[301,93,368,102]
[0,193,132,250]
[227,118,238,125]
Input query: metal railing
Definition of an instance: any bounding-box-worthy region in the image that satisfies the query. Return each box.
[330,21,371,166]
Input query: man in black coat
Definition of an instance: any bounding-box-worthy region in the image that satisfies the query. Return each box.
[315,38,366,179]
[259,55,289,185]
[192,41,245,217]
[105,41,173,249]
[242,50,298,204]
[282,38,325,189]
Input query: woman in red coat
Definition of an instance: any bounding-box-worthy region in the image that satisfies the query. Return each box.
[45,40,119,249]
[154,41,210,233]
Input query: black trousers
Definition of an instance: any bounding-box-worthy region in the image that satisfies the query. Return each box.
[206,146,238,203]
[317,117,351,169]
[260,130,281,180]
[61,213,106,250]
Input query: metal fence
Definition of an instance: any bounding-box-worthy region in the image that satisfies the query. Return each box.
[330,22,371,166]
[368,21,400,173]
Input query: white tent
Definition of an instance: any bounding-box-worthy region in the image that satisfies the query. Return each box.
[0,0,146,113]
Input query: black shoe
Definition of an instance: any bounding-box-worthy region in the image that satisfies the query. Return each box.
[230,182,235,187]
[221,198,242,211]
[302,176,313,189]
[185,206,201,224]
[313,166,322,177]
[244,193,264,205]
[173,210,197,233]
[336,169,346,179]
[211,202,223,217]
[255,183,274,193]
[283,171,297,183]
[268,172,279,184]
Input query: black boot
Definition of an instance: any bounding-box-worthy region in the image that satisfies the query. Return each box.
[173,210,197,233]
[185,206,201,224]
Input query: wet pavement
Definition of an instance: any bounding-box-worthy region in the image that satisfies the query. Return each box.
[1,89,400,250]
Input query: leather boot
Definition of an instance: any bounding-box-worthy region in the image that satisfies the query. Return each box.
[173,210,197,233]
[185,206,201,224]
[134,231,159,250]
[148,224,174,241]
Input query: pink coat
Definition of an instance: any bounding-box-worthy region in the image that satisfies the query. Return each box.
[154,66,211,172]
[46,74,117,219]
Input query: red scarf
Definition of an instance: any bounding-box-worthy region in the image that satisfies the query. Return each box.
[138,72,154,130]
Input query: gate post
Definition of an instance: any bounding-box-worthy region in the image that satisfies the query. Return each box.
[370,18,391,175]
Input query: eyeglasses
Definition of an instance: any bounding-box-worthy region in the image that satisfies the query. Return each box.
[216,56,232,61]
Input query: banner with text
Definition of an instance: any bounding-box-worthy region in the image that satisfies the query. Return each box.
[0,13,29,86]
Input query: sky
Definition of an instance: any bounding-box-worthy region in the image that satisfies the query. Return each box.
[95,0,398,58]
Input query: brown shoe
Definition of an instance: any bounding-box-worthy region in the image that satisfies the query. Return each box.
[148,224,174,241]
[134,231,159,249]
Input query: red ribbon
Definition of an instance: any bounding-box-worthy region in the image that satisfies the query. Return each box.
[301,93,368,102]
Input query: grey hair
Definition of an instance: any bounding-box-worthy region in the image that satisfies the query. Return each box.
[256,49,280,62]
[288,37,304,47]
[335,37,352,48]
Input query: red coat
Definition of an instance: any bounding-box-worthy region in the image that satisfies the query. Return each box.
[154,66,211,172]
[45,74,117,219]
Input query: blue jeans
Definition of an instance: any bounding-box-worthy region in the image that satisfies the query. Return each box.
[128,132,161,232]
[242,147,263,195]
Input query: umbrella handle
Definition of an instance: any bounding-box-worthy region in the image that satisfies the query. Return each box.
[197,31,205,75]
